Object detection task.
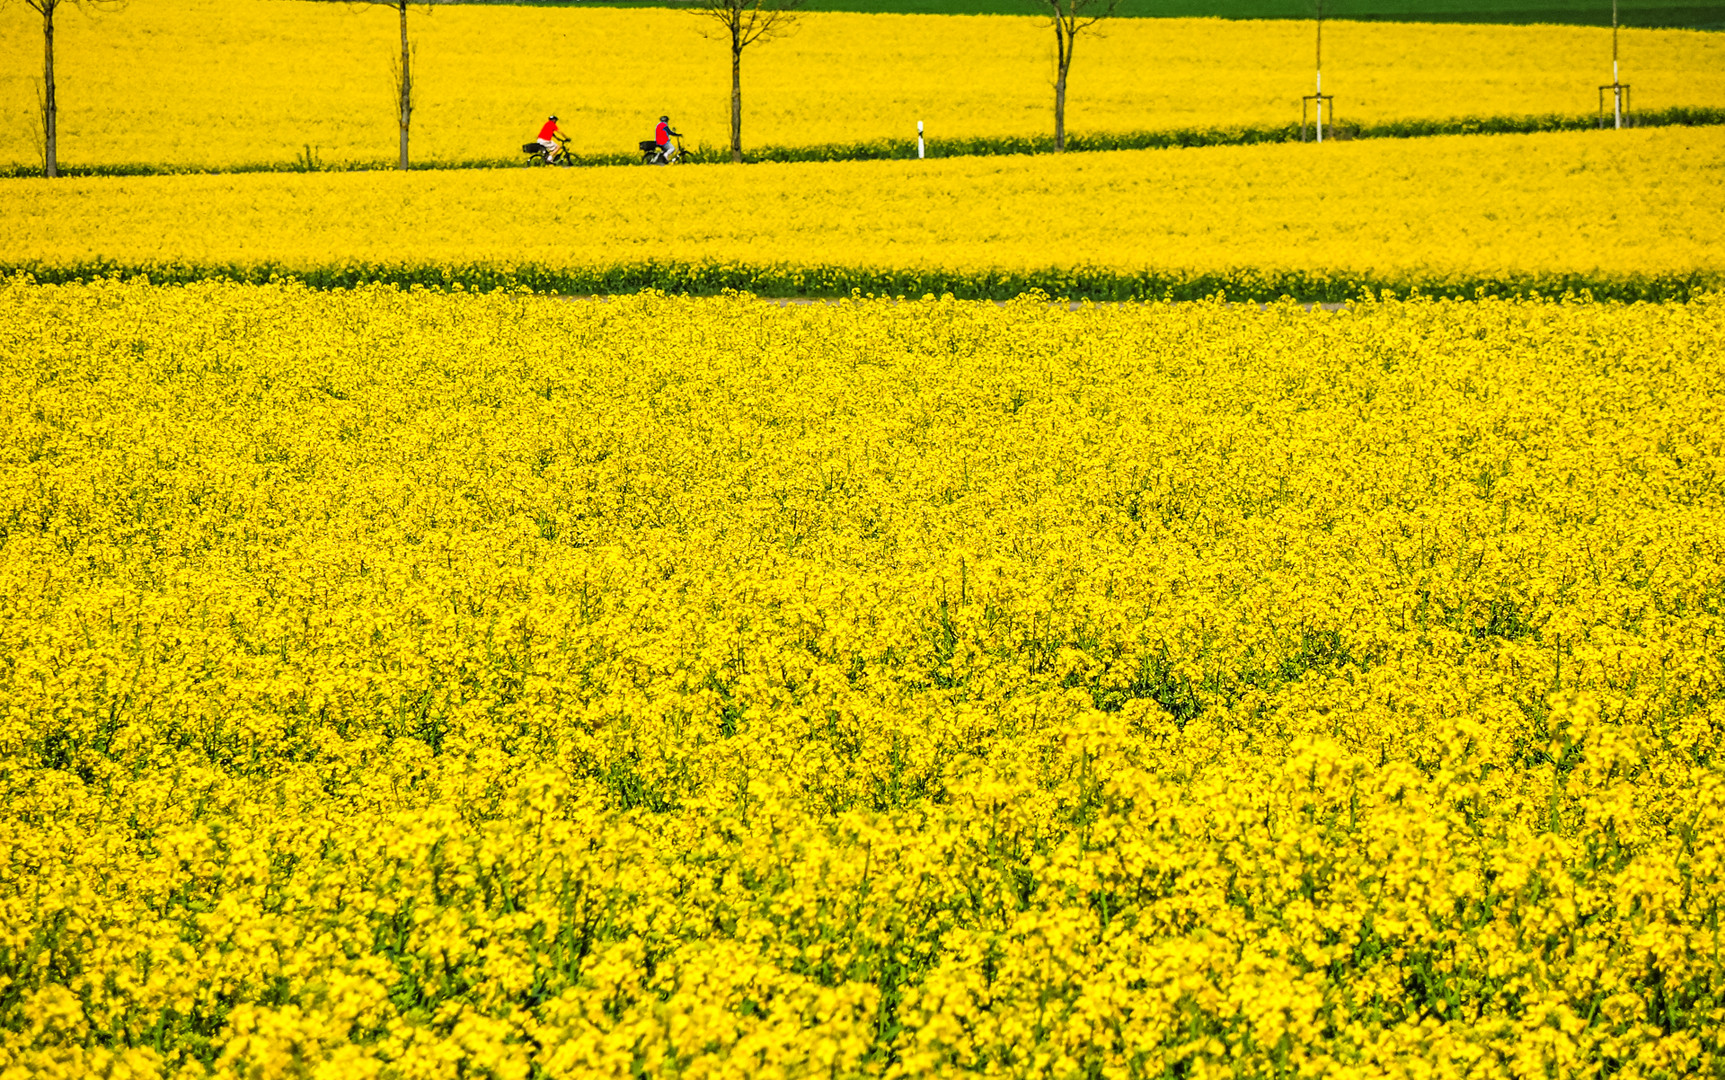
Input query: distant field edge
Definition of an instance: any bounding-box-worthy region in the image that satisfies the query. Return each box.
[432,0,1725,30]
[7,263,1720,304]
[5,106,1721,180]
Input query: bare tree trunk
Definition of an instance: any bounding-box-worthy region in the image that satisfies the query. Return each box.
[689,0,803,166]
[1054,21,1071,152]
[43,2,57,178]
[397,0,411,171]
[730,31,743,163]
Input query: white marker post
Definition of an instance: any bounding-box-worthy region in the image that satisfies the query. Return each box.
[918,120,925,159]
[1316,70,1323,143]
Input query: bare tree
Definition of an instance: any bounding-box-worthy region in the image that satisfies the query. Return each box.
[338,0,451,170]
[10,0,124,178]
[1028,0,1123,152]
[683,0,806,164]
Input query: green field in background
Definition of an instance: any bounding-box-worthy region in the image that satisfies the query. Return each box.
[467,0,1723,29]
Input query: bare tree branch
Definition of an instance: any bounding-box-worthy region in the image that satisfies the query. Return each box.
[9,0,125,178]
[332,0,453,170]
[680,0,806,163]
[1026,0,1123,152]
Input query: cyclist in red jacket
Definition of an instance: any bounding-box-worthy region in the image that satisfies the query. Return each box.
[535,116,568,164]
[653,115,682,164]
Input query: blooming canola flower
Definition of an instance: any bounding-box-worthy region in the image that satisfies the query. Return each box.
[1,279,1723,1077]
[1,127,1720,294]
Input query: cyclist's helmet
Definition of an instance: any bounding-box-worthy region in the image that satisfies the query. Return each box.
[660,115,670,122]
[549,115,558,121]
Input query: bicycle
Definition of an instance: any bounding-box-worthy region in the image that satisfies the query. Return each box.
[521,140,574,167]
[638,137,696,165]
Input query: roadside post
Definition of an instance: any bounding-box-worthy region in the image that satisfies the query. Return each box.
[918,121,925,159]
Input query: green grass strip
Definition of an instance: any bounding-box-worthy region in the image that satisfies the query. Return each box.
[8,261,1719,303]
[425,0,1725,31]
[5,106,1720,180]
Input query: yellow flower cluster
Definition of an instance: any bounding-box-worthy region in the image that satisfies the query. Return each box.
[2,277,1723,1078]
[1,0,1721,168]
[2,127,1720,292]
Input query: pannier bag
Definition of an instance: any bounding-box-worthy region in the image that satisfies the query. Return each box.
[639,140,660,153]
[523,143,544,154]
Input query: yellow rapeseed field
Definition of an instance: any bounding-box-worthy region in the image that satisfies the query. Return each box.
[2,127,1720,296]
[1,0,1722,168]
[1,277,1723,1077]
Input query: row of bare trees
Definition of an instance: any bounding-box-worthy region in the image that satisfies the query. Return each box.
[10,0,1122,176]
[348,0,800,168]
